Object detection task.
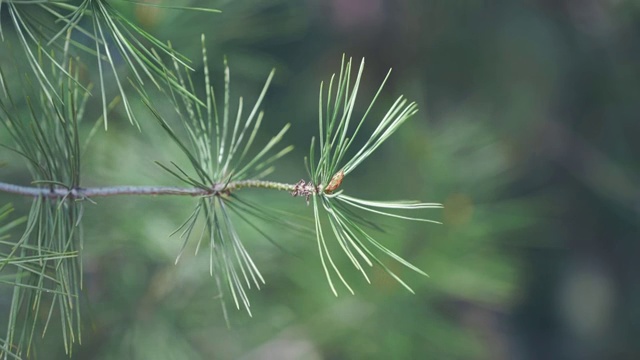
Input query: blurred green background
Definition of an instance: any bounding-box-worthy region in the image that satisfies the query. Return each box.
[2,0,640,359]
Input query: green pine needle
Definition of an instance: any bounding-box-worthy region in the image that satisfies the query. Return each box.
[147,36,293,315]
[308,56,442,294]
[0,55,88,358]
[1,0,218,128]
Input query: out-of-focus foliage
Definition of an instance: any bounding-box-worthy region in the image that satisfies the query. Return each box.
[1,0,639,359]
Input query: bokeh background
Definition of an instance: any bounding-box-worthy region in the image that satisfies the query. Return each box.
[2,0,640,359]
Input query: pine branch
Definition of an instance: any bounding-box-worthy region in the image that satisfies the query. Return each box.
[1,11,443,353]
[0,180,300,199]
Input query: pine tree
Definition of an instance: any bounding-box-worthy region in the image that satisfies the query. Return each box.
[0,2,440,358]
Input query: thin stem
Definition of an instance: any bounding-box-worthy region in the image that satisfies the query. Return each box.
[0,180,298,199]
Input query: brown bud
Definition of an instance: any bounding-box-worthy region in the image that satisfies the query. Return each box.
[324,170,344,194]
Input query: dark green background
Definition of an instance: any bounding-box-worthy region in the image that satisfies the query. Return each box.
[1,1,639,359]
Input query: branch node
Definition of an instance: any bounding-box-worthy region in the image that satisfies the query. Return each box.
[291,179,319,205]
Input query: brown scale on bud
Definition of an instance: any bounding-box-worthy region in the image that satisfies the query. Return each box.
[324,170,344,194]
